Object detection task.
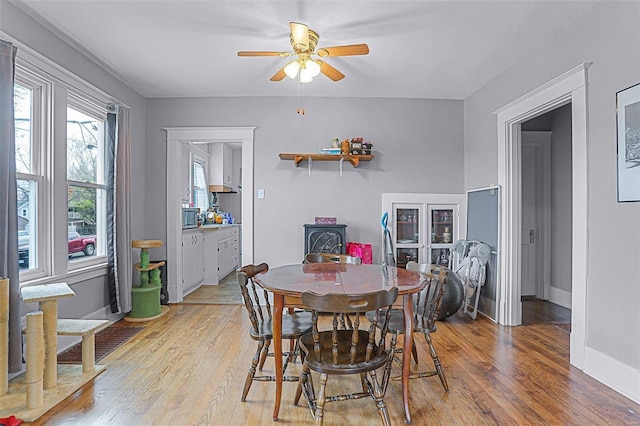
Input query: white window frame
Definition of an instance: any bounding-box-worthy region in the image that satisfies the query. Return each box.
[191,153,208,213]
[65,93,108,271]
[14,68,51,281]
[13,44,122,286]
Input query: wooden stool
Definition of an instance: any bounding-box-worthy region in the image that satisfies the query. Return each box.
[20,283,75,389]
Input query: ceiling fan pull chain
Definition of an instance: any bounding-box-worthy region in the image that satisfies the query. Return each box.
[301,79,305,115]
[297,77,301,114]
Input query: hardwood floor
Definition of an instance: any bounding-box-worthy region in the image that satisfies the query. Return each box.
[25,305,640,425]
[182,272,240,304]
[521,296,572,326]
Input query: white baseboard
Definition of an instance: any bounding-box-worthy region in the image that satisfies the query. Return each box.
[584,345,640,406]
[549,286,571,309]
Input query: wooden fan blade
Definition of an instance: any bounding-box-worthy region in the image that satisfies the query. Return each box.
[316,44,369,57]
[270,67,287,81]
[319,61,345,81]
[290,22,309,51]
[237,51,290,57]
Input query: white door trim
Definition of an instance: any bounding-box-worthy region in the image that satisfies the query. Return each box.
[165,127,255,303]
[494,63,590,369]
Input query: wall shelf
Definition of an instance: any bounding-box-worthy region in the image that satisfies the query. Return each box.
[279,153,374,168]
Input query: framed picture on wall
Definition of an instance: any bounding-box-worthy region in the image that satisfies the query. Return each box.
[617,83,640,202]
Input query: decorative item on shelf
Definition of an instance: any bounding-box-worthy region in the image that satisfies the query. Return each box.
[350,138,363,155]
[443,227,452,243]
[341,139,350,155]
[362,141,373,155]
[315,216,337,224]
[320,147,342,155]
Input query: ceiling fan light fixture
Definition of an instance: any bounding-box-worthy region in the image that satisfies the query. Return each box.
[299,69,313,83]
[304,59,321,77]
[284,60,301,79]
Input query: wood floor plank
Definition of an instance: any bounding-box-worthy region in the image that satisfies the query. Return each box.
[19,304,640,425]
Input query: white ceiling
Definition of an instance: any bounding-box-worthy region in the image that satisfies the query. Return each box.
[11,0,598,100]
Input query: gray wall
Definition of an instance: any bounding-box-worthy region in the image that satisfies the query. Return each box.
[145,96,465,266]
[550,105,573,294]
[1,1,147,319]
[464,1,640,368]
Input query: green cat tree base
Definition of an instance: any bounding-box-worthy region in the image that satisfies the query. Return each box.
[125,240,169,322]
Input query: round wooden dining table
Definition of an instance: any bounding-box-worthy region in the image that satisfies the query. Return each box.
[254,262,427,423]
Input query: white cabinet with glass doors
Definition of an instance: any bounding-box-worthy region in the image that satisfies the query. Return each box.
[382,193,465,269]
[427,205,457,267]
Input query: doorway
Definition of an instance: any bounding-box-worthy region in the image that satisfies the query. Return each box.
[495,63,589,369]
[165,127,255,304]
[520,107,573,326]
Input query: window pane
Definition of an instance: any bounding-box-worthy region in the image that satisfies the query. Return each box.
[17,178,38,270]
[68,185,103,261]
[67,108,104,183]
[193,161,208,212]
[14,83,32,174]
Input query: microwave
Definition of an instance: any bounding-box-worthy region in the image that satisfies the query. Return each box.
[182,208,199,229]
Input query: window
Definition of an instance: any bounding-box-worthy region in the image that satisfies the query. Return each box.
[66,104,106,263]
[192,156,208,213]
[14,53,114,284]
[15,76,44,273]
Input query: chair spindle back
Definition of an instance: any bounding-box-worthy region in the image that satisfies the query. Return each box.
[237,263,270,333]
[301,288,398,365]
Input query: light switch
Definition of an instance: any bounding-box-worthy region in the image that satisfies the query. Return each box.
[258,188,265,199]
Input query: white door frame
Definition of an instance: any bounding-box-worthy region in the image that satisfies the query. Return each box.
[165,127,255,303]
[494,63,590,369]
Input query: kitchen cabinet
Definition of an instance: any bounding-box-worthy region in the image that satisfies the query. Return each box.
[209,143,235,192]
[202,229,219,285]
[182,229,204,294]
[217,225,240,279]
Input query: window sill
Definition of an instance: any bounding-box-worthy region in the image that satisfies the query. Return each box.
[19,262,109,288]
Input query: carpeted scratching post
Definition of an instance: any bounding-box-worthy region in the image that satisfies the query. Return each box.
[25,311,44,409]
[0,278,8,396]
[126,240,168,322]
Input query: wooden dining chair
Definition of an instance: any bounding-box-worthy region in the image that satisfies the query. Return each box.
[295,288,399,426]
[303,252,362,264]
[236,263,313,402]
[366,262,449,392]
[303,252,362,329]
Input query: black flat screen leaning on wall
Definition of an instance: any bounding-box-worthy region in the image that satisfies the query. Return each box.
[466,186,500,321]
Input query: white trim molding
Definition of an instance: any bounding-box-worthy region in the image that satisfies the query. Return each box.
[585,347,640,406]
[494,63,590,370]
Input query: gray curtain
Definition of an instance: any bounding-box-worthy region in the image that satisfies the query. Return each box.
[0,39,21,373]
[107,106,132,313]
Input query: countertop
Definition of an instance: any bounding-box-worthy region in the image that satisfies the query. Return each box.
[199,223,241,230]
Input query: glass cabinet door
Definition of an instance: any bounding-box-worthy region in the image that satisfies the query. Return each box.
[393,205,423,269]
[428,206,456,267]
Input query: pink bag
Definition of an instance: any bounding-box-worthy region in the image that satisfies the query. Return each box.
[346,242,373,264]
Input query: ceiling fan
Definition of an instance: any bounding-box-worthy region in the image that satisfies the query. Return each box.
[237,22,369,83]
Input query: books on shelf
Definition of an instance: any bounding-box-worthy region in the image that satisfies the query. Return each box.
[319,148,342,155]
